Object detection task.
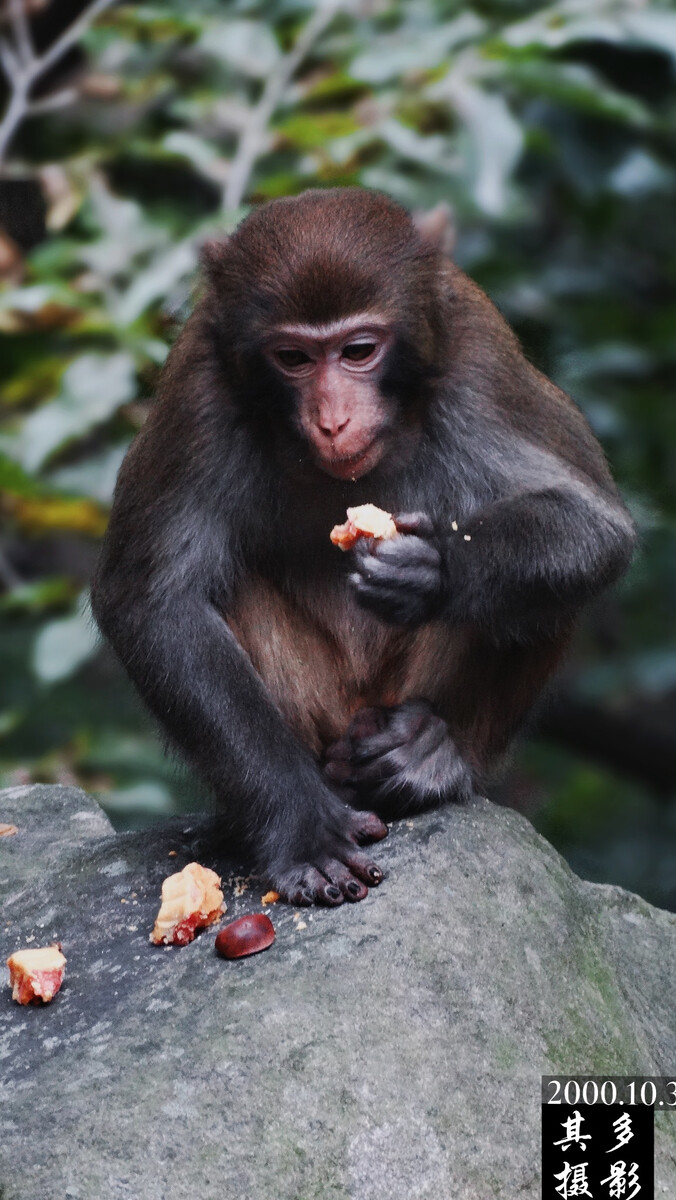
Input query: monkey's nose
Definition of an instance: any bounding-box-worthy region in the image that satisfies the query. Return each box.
[318,416,350,438]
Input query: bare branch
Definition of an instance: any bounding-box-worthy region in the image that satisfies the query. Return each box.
[28,86,78,115]
[0,84,28,164]
[223,1,344,212]
[0,0,117,166]
[9,0,34,67]
[34,0,116,82]
[0,36,20,78]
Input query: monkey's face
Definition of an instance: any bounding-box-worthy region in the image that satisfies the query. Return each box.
[266,316,395,480]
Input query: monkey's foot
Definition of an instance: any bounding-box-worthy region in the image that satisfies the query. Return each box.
[324,699,473,818]
[266,807,388,908]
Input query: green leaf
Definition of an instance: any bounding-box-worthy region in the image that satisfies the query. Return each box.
[0,578,75,615]
[1,355,69,408]
[350,14,485,84]
[47,444,130,504]
[2,352,136,472]
[0,452,50,498]
[114,239,198,326]
[106,4,203,38]
[275,111,361,151]
[32,592,100,684]
[609,150,672,197]
[198,19,280,78]
[0,284,53,314]
[503,5,625,51]
[378,118,459,176]
[0,709,23,737]
[506,62,650,127]
[81,175,166,279]
[431,78,524,214]
[162,131,222,174]
[623,11,676,60]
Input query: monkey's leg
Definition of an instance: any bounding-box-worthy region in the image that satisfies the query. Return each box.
[324,699,474,818]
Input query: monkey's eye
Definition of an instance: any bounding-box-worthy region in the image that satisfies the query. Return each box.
[342,342,377,363]
[276,348,312,369]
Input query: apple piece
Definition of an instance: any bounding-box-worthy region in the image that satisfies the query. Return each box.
[150,862,225,946]
[7,945,66,1005]
[330,503,398,551]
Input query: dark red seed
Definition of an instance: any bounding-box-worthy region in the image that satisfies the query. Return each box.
[215,913,275,959]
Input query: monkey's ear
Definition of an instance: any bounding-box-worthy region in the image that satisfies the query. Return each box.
[200,236,231,280]
[413,203,455,256]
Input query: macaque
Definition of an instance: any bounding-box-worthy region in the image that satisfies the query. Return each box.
[92,188,635,905]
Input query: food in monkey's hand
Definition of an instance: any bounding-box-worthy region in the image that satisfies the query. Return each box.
[215,913,275,959]
[7,945,66,1005]
[150,861,225,946]
[261,890,279,906]
[330,504,398,551]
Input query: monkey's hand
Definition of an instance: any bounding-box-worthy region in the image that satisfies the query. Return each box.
[265,803,388,907]
[349,512,442,626]
[324,700,473,818]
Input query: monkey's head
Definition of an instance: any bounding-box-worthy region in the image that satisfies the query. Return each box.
[202,188,448,481]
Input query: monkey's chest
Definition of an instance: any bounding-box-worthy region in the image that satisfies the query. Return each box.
[227,573,454,755]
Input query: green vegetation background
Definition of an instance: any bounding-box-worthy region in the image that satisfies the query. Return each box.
[1,0,675,908]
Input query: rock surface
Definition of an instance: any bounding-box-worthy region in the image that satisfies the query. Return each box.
[1,783,675,1200]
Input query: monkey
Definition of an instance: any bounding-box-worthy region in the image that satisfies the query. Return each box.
[91,187,636,907]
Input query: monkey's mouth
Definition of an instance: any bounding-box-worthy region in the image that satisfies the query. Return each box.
[318,440,381,481]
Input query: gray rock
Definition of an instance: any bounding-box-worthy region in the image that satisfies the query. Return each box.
[0,783,675,1200]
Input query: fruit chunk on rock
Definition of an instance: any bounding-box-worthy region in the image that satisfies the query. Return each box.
[7,945,66,1005]
[215,913,275,959]
[150,862,225,946]
[330,503,398,551]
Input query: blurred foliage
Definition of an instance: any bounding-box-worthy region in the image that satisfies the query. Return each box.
[1,0,675,901]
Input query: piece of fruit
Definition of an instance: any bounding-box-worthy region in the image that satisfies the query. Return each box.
[215,913,275,959]
[330,503,398,551]
[7,945,66,1005]
[150,862,225,946]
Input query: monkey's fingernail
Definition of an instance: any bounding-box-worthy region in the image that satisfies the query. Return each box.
[368,866,382,883]
[347,881,361,895]
[326,885,342,900]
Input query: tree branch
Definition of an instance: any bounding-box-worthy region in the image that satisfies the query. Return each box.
[0,0,117,166]
[538,692,676,797]
[9,0,34,69]
[28,86,79,115]
[223,1,344,212]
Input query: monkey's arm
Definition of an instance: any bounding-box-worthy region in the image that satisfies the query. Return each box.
[91,387,385,905]
[93,524,386,903]
[351,479,635,643]
[438,479,635,641]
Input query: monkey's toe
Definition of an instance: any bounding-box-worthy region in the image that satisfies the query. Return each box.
[320,858,369,901]
[346,808,388,844]
[274,865,345,907]
[339,848,384,887]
